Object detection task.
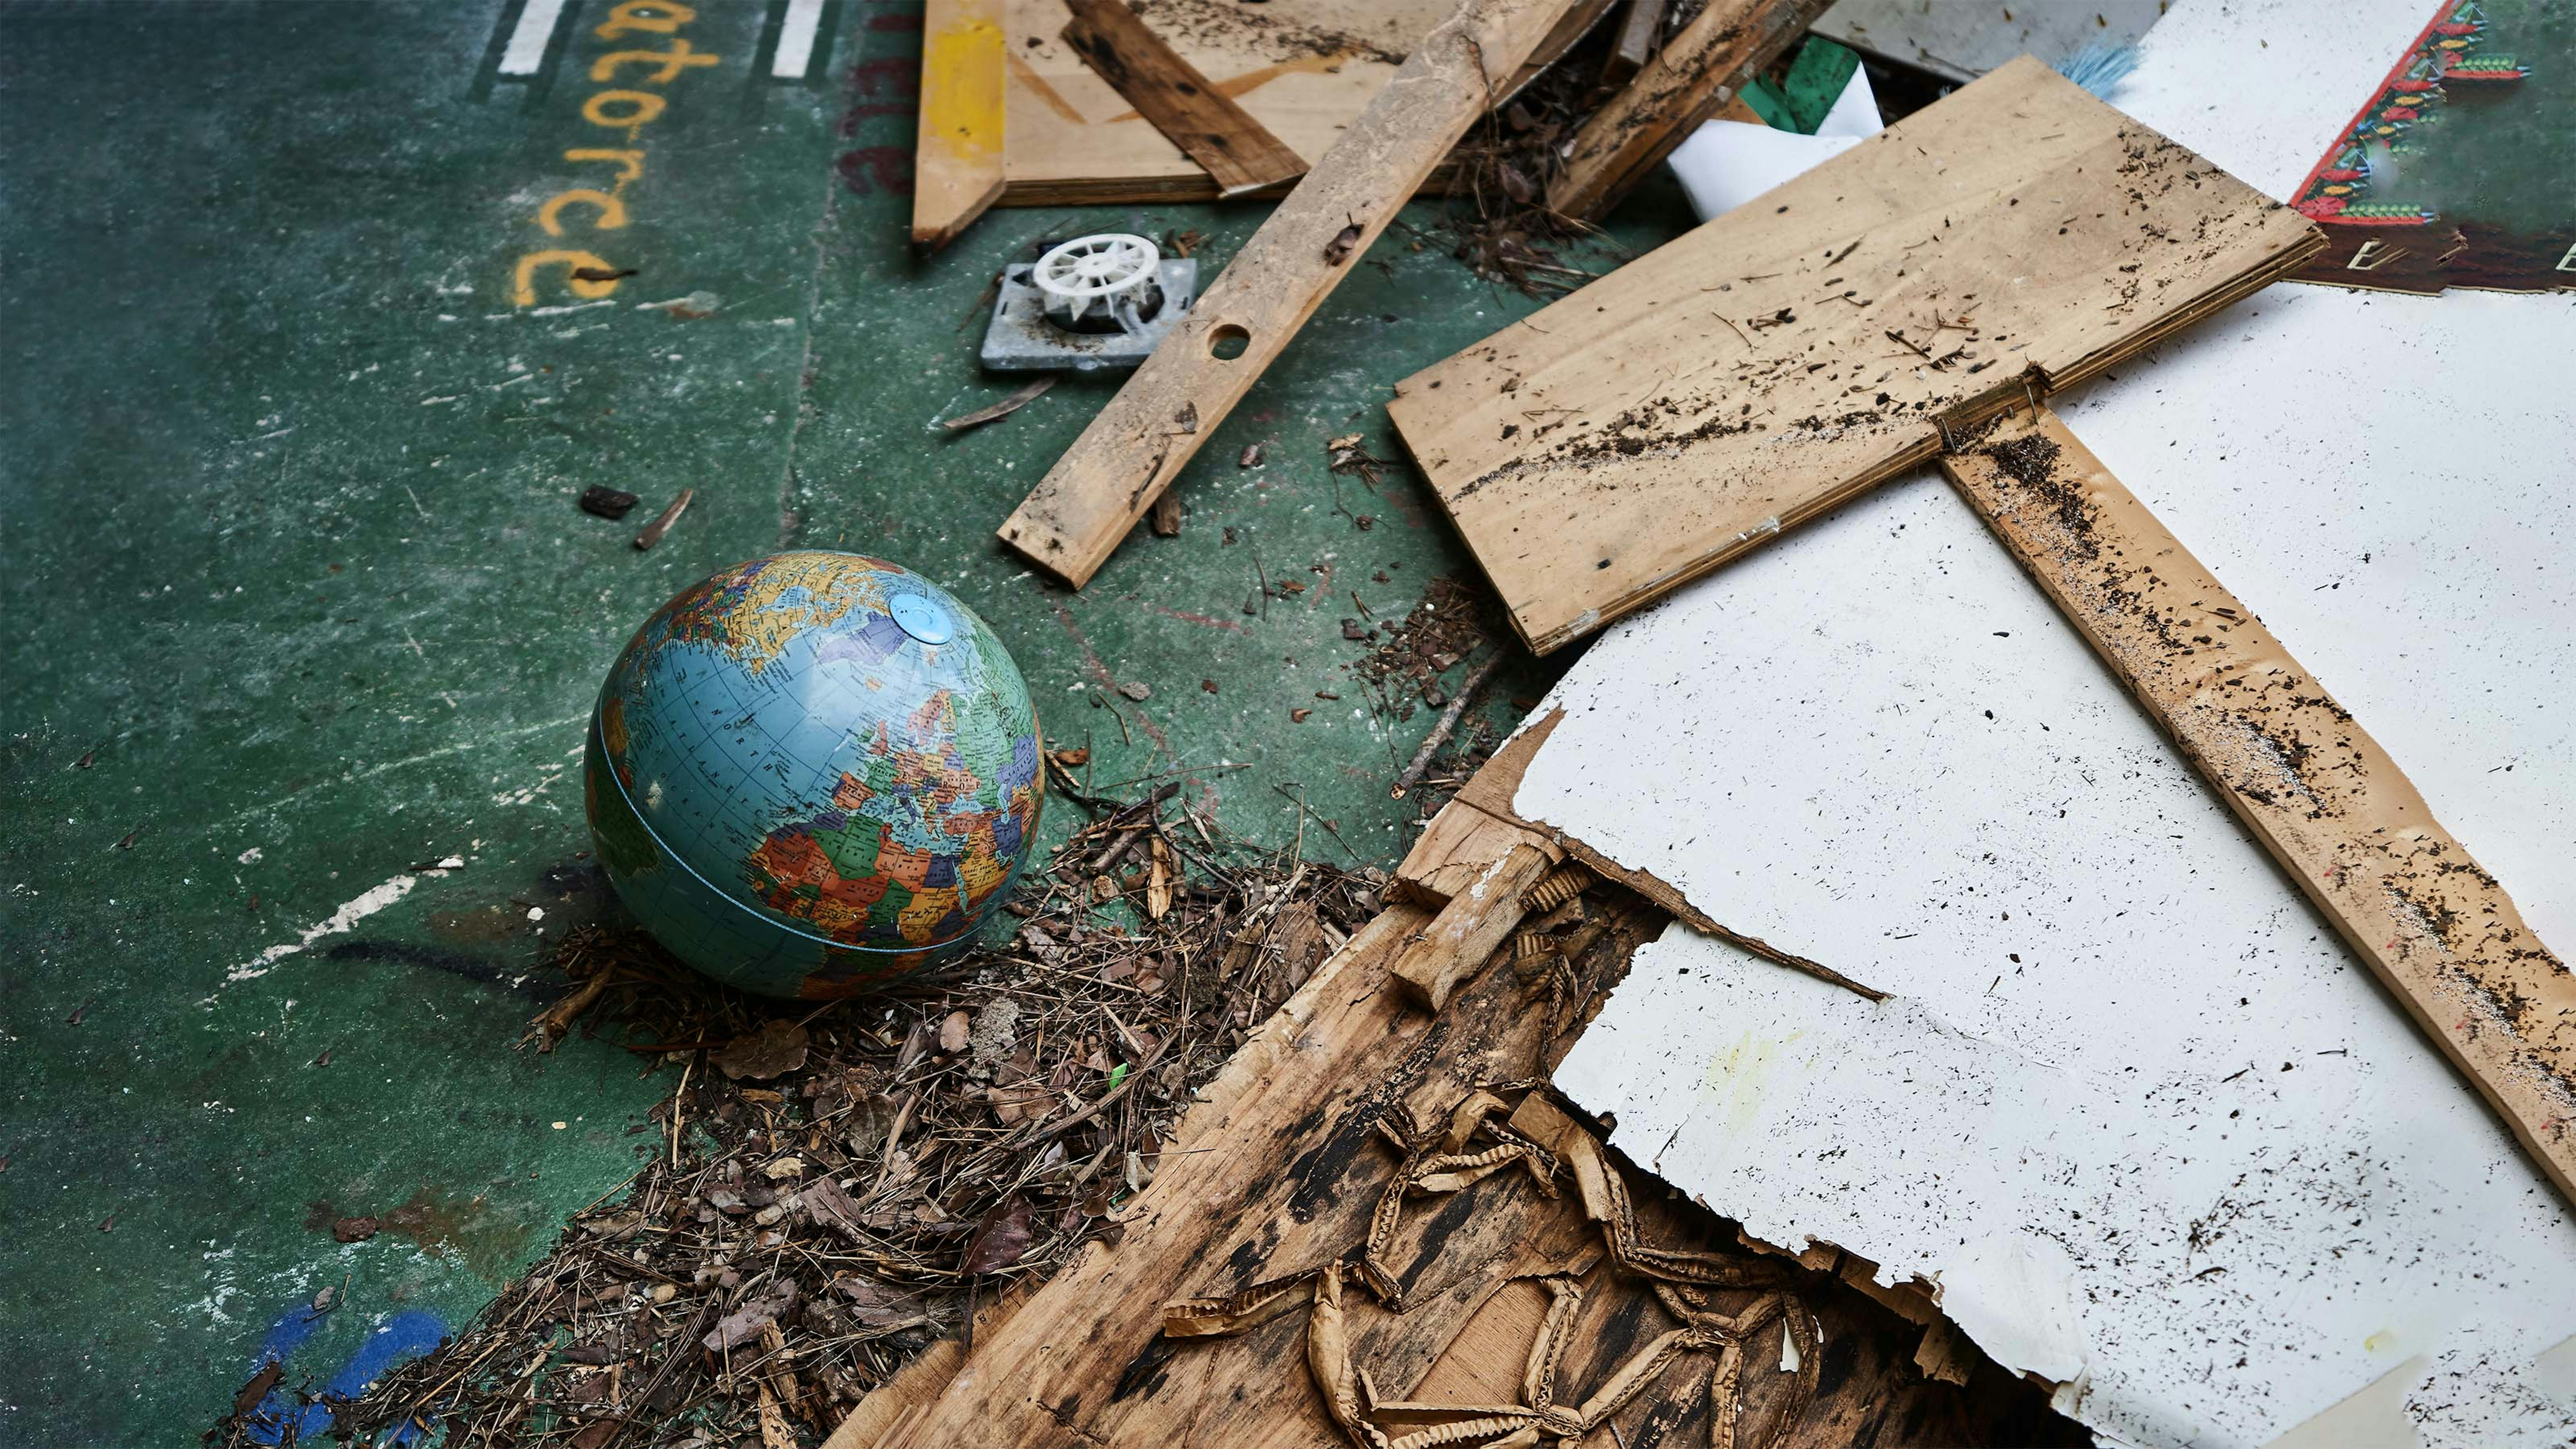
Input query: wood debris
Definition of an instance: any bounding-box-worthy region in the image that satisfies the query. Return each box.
[1390,57,2325,653]
[1060,0,1306,197]
[328,786,1386,1448]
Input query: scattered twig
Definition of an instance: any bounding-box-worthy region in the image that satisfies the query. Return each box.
[632,489,693,551]
[1392,650,1506,799]
[938,375,1057,432]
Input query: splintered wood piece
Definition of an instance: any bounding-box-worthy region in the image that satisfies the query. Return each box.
[1596,0,1664,87]
[1939,405,2576,1204]
[998,0,1583,589]
[1392,57,2325,655]
[1544,0,1823,218]
[836,836,2030,1446]
[1061,0,1307,197]
[1504,0,1621,101]
[1394,795,1558,908]
[1389,842,1554,1010]
[914,0,1008,254]
[998,0,1464,209]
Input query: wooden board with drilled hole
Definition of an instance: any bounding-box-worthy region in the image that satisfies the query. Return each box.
[998,0,1584,588]
[1940,405,2576,1203]
[832,816,2075,1446]
[1387,56,2325,655]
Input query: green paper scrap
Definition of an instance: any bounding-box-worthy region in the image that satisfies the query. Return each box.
[1780,36,1862,134]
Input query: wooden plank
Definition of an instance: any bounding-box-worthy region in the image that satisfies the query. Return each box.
[1938,404,2576,1205]
[999,0,1457,208]
[1059,0,1307,197]
[913,0,1009,254]
[819,1285,1032,1449]
[1596,0,1663,88]
[1544,0,1824,218]
[1388,56,2325,655]
[1386,840,1552,1009]
[1502,0,1621,102]
[842,827,2073,1446]
[999,0,1585,589]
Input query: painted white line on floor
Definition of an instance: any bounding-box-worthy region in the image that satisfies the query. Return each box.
[772,0,826,78]
[499,0,571,76]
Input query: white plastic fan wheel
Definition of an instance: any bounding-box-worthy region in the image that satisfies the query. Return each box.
[1032,233,1160,303]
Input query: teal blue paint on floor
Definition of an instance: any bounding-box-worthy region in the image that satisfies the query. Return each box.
[0,1,1693,1439]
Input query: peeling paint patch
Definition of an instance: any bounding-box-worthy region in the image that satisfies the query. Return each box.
[208,864,451,1000]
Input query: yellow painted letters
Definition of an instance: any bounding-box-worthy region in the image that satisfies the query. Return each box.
[590,39,719,84]
[582,89,668,130]
[513,249,624,307]
[594,1,694,40]
[536,188,629,235]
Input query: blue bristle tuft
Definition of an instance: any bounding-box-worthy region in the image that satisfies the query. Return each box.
[2056,42,2140,100]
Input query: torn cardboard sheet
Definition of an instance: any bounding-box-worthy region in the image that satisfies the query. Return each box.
[1540,474,2576,1446]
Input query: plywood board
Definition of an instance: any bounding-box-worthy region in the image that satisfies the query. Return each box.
[1059,0,1308,197]
[1386,55,2324,654]
[914,0,1008,252]
[999,0,1457,204]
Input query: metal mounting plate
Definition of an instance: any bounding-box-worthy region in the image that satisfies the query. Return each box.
[979,258,1198,374]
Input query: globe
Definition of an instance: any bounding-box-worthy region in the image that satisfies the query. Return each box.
[583,552,1043,998]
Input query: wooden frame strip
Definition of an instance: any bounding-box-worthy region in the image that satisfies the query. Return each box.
[1544,0,1825,219]
[1940,404,2576,1203]
[913,0,1008,254]
[998,0,1583,589]
[1059,0,1307,197]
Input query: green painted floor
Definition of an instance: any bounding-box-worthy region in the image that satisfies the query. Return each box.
[0,2,1689,1440]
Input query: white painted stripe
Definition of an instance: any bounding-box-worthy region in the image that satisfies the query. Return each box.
[498,0,571,77]
[772,0,826,78]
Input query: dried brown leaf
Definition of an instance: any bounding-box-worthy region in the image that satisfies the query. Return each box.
[713,1019,808,1081]
[960,1195,1035,1277]
[703,1279,800,1353]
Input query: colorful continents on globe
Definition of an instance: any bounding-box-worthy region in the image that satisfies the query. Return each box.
[585,552,1042,997]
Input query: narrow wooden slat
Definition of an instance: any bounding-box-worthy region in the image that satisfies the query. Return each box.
[997,0,1584,589]
[1940,405,2576,1205]
[1596,0,1663,88]
[1388,841,1552,1009]
[1389,58,2324,656]
[1544,0,1824,218]
[998,0,1460,208]
[913,0,1008,254]
[1059,0,1307,197]
[1502,0,1621,102]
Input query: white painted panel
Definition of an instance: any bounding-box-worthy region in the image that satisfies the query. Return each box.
[1530,2,2576,1443]
[1813,0,2165,83]
[1560,920,2576,1447]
